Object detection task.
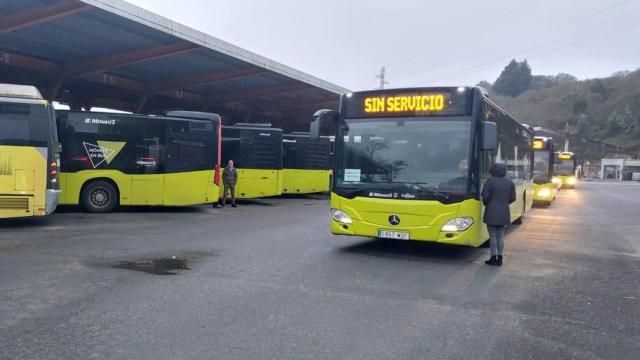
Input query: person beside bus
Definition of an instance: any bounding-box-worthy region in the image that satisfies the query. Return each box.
[222,160,238,208]
[481,163,516,267]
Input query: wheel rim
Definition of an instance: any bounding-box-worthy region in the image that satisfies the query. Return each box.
[90,187,111,208]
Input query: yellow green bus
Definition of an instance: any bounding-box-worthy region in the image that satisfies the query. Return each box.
[221,124,283,199]
[532,136,560,205]
[311,86,534,247]
[0,84,61,219]
[56,110,222,213]
[554,151,578,188]
[282,133,331,194]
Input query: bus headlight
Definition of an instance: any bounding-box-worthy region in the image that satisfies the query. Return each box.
[331,208,352,224]
[552,177,562,185]
[537,188,551,198]
[441,217,474,232]
[567,176,577,185]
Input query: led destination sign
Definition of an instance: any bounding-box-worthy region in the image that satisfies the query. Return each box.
[364,94,446,113]
[343,89,469,118]
[558,153,574,160]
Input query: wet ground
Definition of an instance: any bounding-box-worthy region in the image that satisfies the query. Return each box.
[1,182,639,359]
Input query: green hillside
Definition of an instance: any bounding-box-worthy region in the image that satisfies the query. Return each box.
[479,66,640,161]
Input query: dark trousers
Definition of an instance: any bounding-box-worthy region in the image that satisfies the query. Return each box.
[223,184,235,206]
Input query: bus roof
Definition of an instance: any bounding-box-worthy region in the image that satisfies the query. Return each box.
[164,111,221,122]
[224,123,283,133]
[59,110,221,124]
[0,83,44,100]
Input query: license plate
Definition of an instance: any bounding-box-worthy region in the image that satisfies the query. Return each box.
[378,230,409,240]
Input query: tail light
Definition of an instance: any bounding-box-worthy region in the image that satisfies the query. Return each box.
[213,165,221,186]
[50,162,58,177]
[48,159,60,189]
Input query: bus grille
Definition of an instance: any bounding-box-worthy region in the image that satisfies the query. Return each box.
[0,197,29,210]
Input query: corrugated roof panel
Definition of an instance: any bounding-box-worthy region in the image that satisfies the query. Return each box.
[0,0,347,131]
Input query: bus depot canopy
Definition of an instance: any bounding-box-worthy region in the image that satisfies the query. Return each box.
[0,0,348,131]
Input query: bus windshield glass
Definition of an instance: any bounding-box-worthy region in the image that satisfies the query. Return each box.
[555,159,575,176]
[0,102,49,147]
[533,151,550,182]
[335,117,471,198]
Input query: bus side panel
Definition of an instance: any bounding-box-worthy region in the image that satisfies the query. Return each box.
[281,169,296,194]
[58,170,132,206]
[283,169,330,194]
[235,169,281,199]
[131,175,164,205]
[509,182,525,222]
[164,170,217,206]
[330,194,486,246]
[0,146,47,218]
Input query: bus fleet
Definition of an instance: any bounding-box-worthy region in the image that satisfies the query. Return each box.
[1,81,580,251]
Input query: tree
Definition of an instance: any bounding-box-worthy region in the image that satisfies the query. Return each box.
[494,59,533,97]
[607,111,623,134]
[621,105,637,134]
[590,79,611,99]
[572,98,588,115]
[554,73,577,83]
[576,114,589,134]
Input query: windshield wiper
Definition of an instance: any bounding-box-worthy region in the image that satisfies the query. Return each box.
[407,183,449,200]
[341,187,369,196]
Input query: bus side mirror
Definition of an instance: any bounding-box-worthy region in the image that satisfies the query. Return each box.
[310,109,338,140]
[482,122,497,150]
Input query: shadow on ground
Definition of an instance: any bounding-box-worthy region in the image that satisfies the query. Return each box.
[338,238,486,264]
[336,223,524,265]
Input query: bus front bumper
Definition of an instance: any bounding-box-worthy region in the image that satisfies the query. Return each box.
[330,217,482,247]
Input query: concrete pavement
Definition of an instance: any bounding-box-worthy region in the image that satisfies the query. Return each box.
[0,182,638,359]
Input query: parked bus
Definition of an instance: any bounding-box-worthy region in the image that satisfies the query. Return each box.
[311,86,533,246]
[0,84,61,219]
[532,136,560,205]
[554,151,578,188]
[56,110,221,212]
[282,133,331,194]
[221,123,283,199]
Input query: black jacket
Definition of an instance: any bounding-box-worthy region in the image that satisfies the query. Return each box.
[481,163,516,226]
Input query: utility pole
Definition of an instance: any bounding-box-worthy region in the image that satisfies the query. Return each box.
[375,66,389,89]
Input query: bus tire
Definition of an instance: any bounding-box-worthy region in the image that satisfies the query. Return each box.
[513,195,526,225]
[81,180,118,213]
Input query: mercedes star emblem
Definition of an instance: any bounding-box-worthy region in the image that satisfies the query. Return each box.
[388,214,401,226]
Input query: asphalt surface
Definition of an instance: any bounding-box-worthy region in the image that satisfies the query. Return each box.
[1,182,639,359]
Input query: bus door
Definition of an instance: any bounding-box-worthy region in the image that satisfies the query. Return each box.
[130,120,164,205]
[163,120,212,205]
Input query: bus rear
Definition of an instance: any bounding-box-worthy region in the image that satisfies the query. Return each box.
[314,87,532,247]
[282,133,331,194]
[0,84,61,219]
[221,124,283,199]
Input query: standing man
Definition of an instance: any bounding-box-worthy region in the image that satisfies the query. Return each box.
[222,160,238,208]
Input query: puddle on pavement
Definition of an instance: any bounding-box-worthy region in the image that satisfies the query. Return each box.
[107,251,213,275]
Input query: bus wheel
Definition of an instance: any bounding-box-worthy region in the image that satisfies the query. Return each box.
[82,180,118,213]
[513,196,526,224]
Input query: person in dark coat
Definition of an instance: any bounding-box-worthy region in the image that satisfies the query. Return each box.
[481,163,516,266]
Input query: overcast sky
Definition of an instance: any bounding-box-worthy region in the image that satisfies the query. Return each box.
[127,0,640,91]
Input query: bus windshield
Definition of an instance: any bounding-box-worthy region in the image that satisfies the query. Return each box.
[555,159,575,176]
[335,117,471,198]
[533,152,550,182]
[0,102,49,147]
